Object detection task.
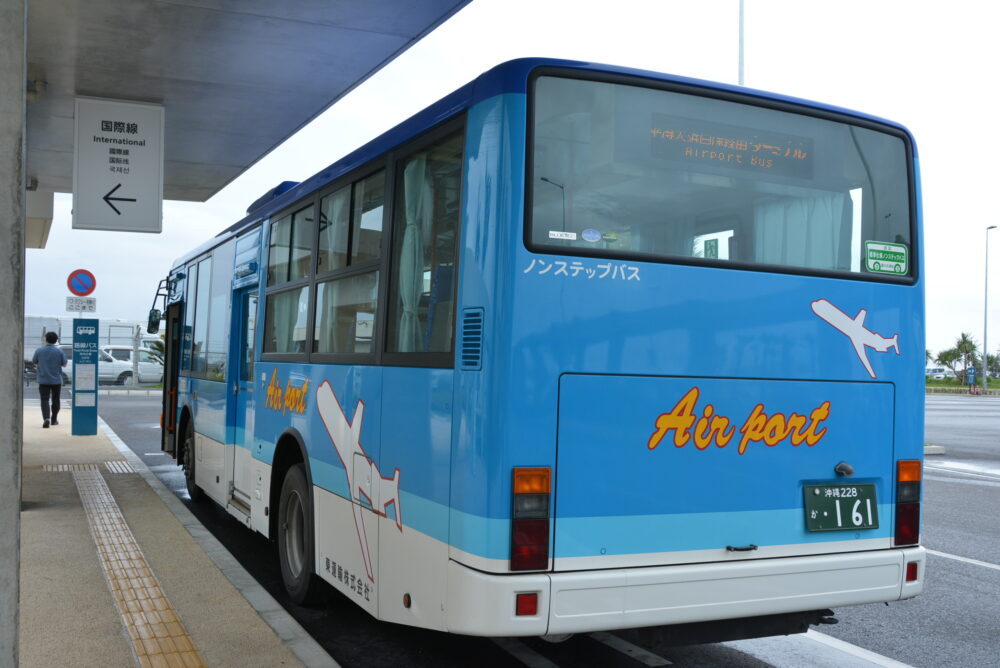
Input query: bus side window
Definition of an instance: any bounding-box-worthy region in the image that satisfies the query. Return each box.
[387,132,464,355]
[312,170,384,357]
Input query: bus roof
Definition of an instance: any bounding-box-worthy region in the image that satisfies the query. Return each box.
[170,57,917,271]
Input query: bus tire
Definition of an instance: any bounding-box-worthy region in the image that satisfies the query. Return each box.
[182,420,204,503]
[278,463,321,605]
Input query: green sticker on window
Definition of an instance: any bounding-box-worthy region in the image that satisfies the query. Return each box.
[704,238,718,259]
[865,241,908,275]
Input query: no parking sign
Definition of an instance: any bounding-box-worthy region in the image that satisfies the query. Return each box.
[67,269,96,296]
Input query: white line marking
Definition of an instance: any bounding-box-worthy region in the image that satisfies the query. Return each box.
[143,451,168,456]
[492,638,561,668]
[806,631,914,667]
[727,629,915,667]
[925,469,1000,482]
[590,632,671,665]
[925,462,1000,478]
[924,475,1000,490]
[927,549,1000,571]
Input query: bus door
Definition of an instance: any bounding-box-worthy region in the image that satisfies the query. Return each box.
[160,301,183,456]
[231,287,258,503]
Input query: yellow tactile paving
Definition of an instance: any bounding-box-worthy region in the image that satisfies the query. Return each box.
[43,460,136,473]
[73,469,208,668]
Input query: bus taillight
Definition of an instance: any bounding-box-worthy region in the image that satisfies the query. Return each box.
[894,460,921,547]
[511,467,550,571]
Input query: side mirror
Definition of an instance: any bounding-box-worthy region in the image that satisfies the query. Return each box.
[147,308,162,335]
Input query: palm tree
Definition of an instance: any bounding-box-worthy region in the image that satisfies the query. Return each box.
[146,339,165,365]
[989,353,1000,379]
[936,348,962,380]
[954,333,980,384]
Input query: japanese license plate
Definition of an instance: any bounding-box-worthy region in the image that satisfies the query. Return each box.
[804,483,879,532]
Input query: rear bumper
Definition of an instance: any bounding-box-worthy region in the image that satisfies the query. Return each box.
[445,547,925,636]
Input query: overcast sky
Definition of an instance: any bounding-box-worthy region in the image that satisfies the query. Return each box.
[25,0,998,356]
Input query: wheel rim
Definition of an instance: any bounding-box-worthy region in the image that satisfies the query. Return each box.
[283,490,306,578]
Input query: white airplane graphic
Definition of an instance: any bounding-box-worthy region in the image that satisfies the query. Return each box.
[811,299,900,379]
[316,381,402,583]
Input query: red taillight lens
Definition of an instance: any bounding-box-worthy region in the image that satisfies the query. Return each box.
[511,467,551,571]
[894,459,922,547]
[515,592,538,616]
[511,518,549,571]
[894,502,920,546]
[906,561,919,582]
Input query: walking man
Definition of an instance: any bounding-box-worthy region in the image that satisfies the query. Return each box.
[32,332,67,428]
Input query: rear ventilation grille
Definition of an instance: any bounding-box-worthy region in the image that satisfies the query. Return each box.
[460,308,484,370]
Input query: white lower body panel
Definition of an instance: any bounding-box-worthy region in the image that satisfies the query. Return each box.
[193,432,226,504]
[446,547,925,637]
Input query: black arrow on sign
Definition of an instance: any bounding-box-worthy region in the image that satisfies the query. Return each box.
[102,183,137,215]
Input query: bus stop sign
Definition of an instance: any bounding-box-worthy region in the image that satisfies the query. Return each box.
[67,269,96,296]
[71,318,99,436]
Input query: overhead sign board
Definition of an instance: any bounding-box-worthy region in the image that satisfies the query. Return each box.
[67,268,96,296]
[66,296,97,312]
[73,97,164,233]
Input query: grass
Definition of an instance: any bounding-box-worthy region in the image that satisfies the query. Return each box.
[925,377,1000,389]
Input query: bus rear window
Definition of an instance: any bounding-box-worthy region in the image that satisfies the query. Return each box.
[529,76,913,278]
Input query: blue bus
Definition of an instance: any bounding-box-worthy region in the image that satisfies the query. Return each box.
[151,58,924,642]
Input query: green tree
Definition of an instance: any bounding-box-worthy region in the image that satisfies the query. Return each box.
[936,348,962,380]
[952,332,980,384]
[988,352,1000,378]
[146,339,165,365]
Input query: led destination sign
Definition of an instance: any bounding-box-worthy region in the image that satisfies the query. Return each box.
[650,113,814,179]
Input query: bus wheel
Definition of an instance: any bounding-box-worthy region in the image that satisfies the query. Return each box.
[182,421,203,502]
[278,463,320,605]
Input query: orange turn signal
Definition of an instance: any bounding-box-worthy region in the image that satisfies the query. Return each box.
[513,468,550,495]
[897,460,922,482]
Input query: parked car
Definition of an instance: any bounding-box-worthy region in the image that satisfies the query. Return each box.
[58,345,140,385]
[23,360,37,386]
[101,345,164,384]
[925,366,954,380]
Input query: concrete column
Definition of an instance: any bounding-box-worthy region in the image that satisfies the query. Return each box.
[0,0,26,664]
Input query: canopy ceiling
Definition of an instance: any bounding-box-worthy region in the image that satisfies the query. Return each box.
[25,0,471,201]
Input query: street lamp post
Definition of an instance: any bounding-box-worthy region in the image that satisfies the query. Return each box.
[984,225,997,395]
[738,0,745,86]
[539,177,566,232]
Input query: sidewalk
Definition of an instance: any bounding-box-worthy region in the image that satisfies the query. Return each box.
[19,405,335,667]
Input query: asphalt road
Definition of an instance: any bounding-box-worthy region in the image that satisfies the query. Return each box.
[97,393,1000,668]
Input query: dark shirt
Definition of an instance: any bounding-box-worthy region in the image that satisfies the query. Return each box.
[32,344,67,385]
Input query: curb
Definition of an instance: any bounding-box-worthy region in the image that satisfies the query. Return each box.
[98,417,339,668]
